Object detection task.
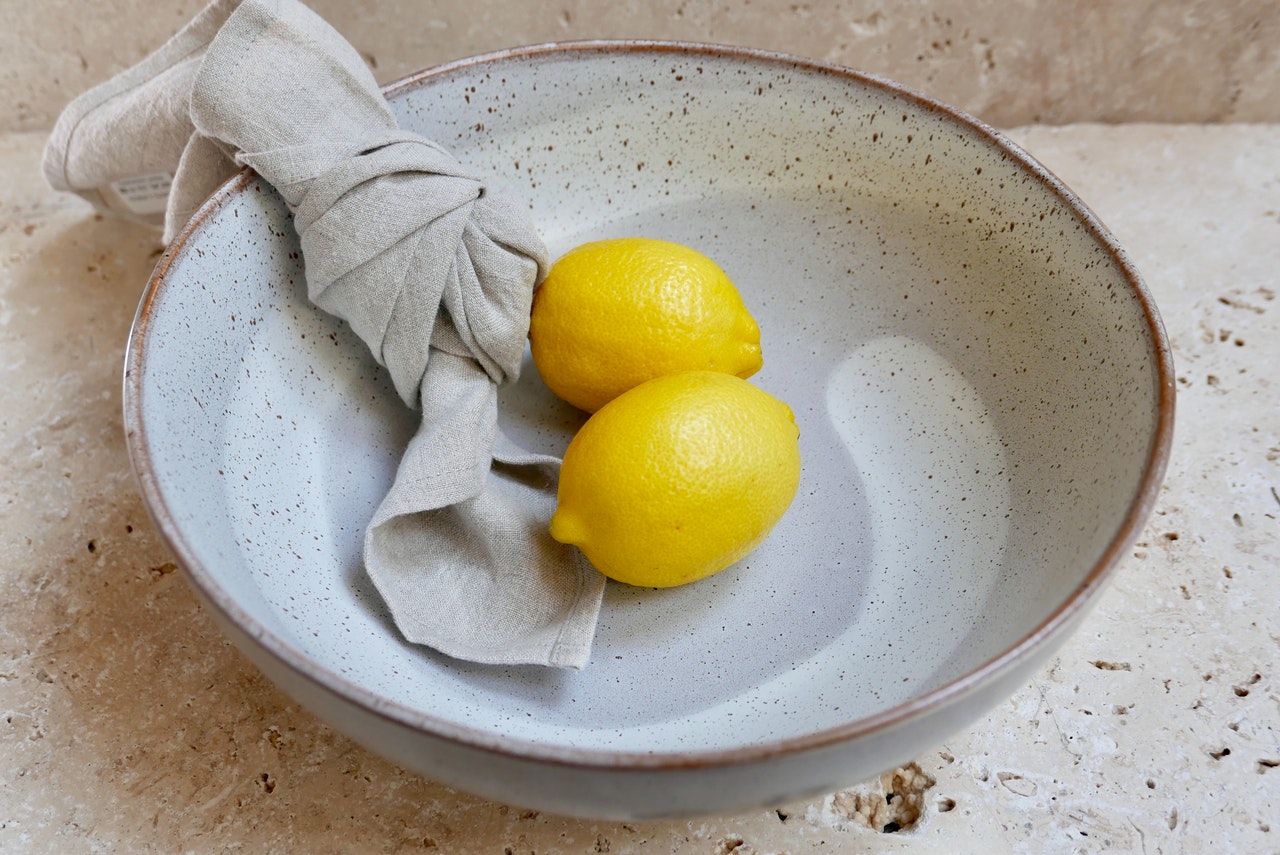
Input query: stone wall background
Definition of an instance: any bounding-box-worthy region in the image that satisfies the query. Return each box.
[5,0,1278,132]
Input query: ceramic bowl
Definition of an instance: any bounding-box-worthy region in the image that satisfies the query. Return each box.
[125,42,1174,819]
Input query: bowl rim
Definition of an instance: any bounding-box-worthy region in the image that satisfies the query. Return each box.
[124,39,1176,772]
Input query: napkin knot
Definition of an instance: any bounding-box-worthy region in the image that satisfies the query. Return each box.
[188,0,547,407]
[239,130,543,406]
[43,0,605,669]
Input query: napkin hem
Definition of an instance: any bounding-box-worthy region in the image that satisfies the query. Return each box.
[42,0,242,209]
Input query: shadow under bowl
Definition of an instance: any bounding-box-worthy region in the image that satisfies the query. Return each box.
[125,41,1174,819]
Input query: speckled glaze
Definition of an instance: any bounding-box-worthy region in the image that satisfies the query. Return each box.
[124,42,1174,819]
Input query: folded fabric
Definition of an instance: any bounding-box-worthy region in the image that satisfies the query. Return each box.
[44,0,605,668]
[42,0,241,243]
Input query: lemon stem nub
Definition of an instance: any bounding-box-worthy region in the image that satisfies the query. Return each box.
[548,371,801,588]
[549,510,587,546]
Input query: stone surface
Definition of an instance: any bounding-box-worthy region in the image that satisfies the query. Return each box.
[4,0,1279,132]
[3,4,1280,845]
[2,118,1278,852]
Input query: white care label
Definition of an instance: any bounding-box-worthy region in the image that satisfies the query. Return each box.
[107,172,173,216]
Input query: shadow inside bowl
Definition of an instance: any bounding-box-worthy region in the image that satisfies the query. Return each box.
[133,45,1166,763]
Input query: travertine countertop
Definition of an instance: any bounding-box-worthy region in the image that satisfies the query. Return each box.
[2,122,1277,852]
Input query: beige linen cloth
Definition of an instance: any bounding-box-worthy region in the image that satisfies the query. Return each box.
[44,0,605,668]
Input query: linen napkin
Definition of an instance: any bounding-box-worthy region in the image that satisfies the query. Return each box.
[44,0,605,668]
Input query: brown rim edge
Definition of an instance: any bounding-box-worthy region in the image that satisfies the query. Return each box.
[124,40,1176,773]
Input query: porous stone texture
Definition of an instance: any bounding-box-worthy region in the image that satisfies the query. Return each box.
[4,0,1279,132]
[3,119,1277,853]
[3,2,1280,850]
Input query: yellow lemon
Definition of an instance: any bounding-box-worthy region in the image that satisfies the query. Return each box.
[549,371,801,588]
[529,237,763,412]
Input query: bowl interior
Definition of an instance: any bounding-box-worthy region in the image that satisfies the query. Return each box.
[132,44,1167,755]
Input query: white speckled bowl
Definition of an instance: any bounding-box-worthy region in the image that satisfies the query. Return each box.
[125,42,1174,819]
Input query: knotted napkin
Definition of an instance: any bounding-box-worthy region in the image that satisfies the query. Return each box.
[44,0,606,668]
